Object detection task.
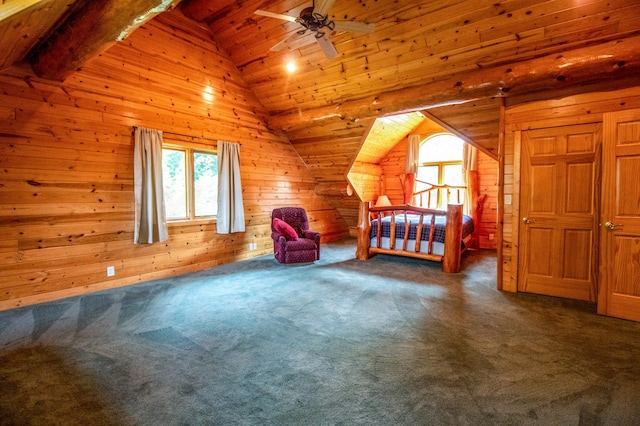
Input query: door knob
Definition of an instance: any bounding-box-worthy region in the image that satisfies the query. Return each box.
[604,221,622,230]
[522,217,535,224]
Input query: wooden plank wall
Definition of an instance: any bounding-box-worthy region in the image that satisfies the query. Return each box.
[0,9,349,310]
[286,118,376,229]
[348,162,383,204]
[380,139,409,205]
[380,135,498,249]
[500,85,640,292]
[477,152,498,249]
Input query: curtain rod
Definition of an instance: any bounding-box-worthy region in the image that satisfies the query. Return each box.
[132,126,241,145]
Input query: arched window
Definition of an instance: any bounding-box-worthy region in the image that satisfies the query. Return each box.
[415,133,464,209]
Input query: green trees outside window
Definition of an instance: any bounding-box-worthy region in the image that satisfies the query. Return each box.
[162,147,218,221]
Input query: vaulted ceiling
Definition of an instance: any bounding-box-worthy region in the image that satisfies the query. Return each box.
[179,0,640,159]
[2,0,640,161]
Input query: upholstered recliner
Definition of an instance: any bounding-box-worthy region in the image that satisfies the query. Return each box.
[271,207,320,264]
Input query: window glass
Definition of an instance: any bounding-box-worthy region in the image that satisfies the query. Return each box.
[162,146,217,221]
[416,133,465,209]
[193,151,218,217]
[162,149,187,219]
[415,165,439,208]
[443,164,463,186]
[419,133,463,163]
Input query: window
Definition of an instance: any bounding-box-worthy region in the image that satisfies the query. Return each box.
[162,146,218,221]
[415,133,464,209]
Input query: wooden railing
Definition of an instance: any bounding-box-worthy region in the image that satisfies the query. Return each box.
[413,180,466,209]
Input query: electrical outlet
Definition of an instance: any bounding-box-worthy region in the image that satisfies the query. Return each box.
[107,266,115,277]
[249,242,257,251]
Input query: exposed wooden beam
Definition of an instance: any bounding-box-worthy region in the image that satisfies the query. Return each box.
[0,0,44,21]
[267,36,640,132]
[29,0,183,81]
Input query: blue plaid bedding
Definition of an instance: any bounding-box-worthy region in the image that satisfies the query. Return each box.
[370,214,474,244]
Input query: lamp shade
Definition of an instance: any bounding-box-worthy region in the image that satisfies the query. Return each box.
[375,195,392,207]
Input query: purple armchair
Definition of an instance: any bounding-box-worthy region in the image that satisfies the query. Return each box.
[271,207,321,264]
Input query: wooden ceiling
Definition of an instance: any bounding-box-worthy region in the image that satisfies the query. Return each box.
[179,0,640,159]
[2,0,640,164]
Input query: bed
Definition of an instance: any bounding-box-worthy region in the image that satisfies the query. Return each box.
[355,184,475,273]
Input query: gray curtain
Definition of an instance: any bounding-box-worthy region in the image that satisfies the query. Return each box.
[404,134,420,203]
[405,134,420,174]
[462,143,478,216]
[217,141,245,234]
[133,127,168,244]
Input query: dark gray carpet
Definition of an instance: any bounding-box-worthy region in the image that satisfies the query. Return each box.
[1,239,639,425]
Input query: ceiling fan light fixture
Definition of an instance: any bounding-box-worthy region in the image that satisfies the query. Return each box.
[295,5,335,37]
[255,0,373,60]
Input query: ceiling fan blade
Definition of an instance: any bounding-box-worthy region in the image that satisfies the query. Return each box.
[333,20,375,33]
[313,0,335,16]
[316,35,338,59]
[254,9,297,22]
[270,32,303,52]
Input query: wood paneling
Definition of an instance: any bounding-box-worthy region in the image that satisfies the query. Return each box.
[188,0,640,159]
[476,151,498,249]
[0,9,348,309]
[0,0,75,70]
[379,130,498,250]
[181,0,639,235]
[501,86,640,293]
[356,113,425,165]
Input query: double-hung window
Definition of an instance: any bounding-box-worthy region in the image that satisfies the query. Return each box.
[162,145,218,221]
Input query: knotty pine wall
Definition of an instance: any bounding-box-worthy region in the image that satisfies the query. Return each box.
[500,85,640,292]
[0,10,349,310]
[380,136,498,250]
[287,117,377,230]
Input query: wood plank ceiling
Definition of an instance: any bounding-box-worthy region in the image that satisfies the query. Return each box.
[180,0,640,221]
[2,0,640,219]
[179,0,640,155]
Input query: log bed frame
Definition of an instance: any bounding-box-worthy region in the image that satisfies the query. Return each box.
[355,183,471,273]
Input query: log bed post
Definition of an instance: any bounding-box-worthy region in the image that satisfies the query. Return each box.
[356,201,372,260]
[442,204,463,273]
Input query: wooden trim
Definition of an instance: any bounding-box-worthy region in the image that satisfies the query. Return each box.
[509,129,522,293]
[497,100,505,290]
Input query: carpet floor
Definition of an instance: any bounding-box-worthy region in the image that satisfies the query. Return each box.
[1,239,640,425]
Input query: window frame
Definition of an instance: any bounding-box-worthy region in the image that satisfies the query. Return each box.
[416,133,465,209]
[162,143,218,223]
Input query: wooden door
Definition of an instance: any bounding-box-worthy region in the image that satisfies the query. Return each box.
[598,109,640,321]
[518,124,601,301]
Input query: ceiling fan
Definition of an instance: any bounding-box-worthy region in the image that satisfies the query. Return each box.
[255,0,374,59]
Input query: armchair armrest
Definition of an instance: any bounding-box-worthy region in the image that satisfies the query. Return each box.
[303,230,320,244]
[271,231,286,243]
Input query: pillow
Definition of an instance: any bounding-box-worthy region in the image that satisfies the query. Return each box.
[273,218,298,241]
